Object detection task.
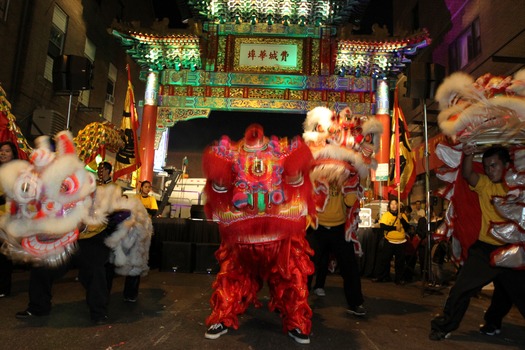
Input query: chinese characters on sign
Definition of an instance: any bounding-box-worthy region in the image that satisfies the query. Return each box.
[239,43,298,69]
[247,49,289,62]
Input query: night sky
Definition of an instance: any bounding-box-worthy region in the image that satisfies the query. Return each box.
[168,111,306,152]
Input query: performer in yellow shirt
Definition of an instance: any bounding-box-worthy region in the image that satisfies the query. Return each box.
[136,180,158,217]
[373,199,410,284]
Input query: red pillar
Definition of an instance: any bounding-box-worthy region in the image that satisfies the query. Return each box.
[139,71,159,182]
[374,114,391,198]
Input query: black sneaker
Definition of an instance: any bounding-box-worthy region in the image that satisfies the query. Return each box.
[429,329,451,341]
[123,297,137,303]
[16,309,48,319]
[15,310,34,319]
[479,323,501,336]
[92,315,109,325]
[347,305,366,317]
[205,323,228,339]
[288,328,310,344]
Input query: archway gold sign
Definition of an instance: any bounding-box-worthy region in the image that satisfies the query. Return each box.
[233,37,303,73]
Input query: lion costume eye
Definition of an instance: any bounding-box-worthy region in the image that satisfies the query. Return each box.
[60,175,80,195]
[14,172,41,204]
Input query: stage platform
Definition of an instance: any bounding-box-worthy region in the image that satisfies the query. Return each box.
[150,218,384,277]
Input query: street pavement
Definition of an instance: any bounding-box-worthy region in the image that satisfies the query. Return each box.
[1,267,524,350]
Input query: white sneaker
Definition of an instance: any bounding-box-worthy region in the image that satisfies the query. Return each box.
[205,323,228,339]
[288,328,310,344]
[313,288,326,297]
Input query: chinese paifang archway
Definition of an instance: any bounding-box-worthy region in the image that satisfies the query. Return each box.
[111,0,430,181]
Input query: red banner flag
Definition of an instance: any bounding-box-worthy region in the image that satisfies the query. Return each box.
[388,87,415,199]
[113,65,141,181]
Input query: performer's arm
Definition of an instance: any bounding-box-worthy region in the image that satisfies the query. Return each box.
[400,214,411,233]
[462,143,479,187]
[379,213,396,232]
[380,223,396,232]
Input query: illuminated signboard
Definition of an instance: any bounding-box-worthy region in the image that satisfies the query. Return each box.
[233,37,303,74]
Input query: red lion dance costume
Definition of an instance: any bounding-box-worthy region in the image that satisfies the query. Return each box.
[202,124,315,342]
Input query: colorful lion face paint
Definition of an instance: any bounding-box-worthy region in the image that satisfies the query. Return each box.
[0,131,96,265]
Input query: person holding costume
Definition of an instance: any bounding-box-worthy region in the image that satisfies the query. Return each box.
[429,70,525,340]
[98,161,150,304]
[0,132,152,324]
[0,132,118,324]
[303,106,382,316]
[202,123,316,344]
[430,145,525,340]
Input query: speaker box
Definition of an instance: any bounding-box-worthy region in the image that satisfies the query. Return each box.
[190,204,206,219]
[194,243,220,274]
[189,219,220,243]
[160,242,194,272]
[406,63,445,99]
[53,55,93,92]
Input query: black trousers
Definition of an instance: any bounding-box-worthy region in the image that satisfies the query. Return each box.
[0,252,12,295]
[105,264,141,300]
[373,237,406,283]
[123,275,141,300]
[309,224,364,308]
[483,268,525,328]
[431,240,525,333]
[27,233,111,320]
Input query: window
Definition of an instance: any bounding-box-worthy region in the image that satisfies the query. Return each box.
[78,38,96,106]
[48,5,67,58]
[0,0,10,21]
[103,63,117,121]
[106,81,115,104]
[106,63,117,104]
[449,18,481,72]
[45,5,68,82]
[84,37,96,62]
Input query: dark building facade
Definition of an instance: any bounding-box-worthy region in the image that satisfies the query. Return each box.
[0,0,156,144]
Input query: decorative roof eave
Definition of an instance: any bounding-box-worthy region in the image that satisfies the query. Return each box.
[123,32,200,45]
[334,29,431,78]
[338,29,432,53]
[111,29,202,71]
[186,0,371,27]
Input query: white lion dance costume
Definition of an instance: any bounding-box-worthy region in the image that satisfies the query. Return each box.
[0,131,151,276]
[432,69,525,268]
[202,123,316,340]
[302,106,383,252]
